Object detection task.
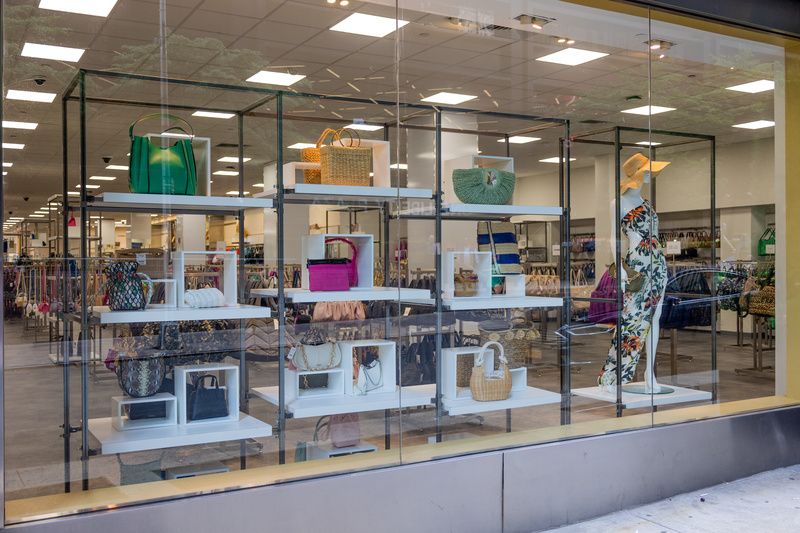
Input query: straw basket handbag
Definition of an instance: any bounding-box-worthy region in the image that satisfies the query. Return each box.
[469,341,512,402]
[304,128,372,186]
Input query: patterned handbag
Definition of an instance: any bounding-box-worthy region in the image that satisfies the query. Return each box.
[105,262,152,311]
[478,221,522,275]
[116,348,167,398]
[452,168,515,205]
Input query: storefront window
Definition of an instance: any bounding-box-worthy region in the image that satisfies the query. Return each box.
[1,0,793,523]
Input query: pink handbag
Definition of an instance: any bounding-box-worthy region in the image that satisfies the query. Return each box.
[329,413,360,448]
[308,237,359,291]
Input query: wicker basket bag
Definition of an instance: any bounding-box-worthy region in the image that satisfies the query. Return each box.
[470,341,512,402]
[319,128,372,186]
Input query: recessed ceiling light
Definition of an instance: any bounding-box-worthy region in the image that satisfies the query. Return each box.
[67,191,80,196]
[2,172,7,176]
[105,164,129,170]
[34,211,48,215]
[622,105,676,116]
[536,48,608,66]
[6,89,57,103]
[2,121,38,130]
[226,190,250,196]
[213,170,239,176]
[9,217,24,221]
[497,136,541,144]
[733,120,775,130]
[726,80,775,94]
[90,216,102,220]
[75,184,100,189]
[89,176,116,181]
[330,13,409,38]
[2,162,12,167]
[39,0,118,17]
[345,123,383,131]
[421,92,477,105]
[192,110,235,119]
[288,143,317,149]
[217,156,252,163]
[539,157,577,163]
[635,141,663,146]
[390,163,408,170]
[2,143,25,150]
[22,42,85,62]
[252,183,265,188]
[29,214,46,218]
[246,70,306,86]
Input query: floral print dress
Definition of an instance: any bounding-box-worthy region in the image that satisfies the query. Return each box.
[599,199,667,386]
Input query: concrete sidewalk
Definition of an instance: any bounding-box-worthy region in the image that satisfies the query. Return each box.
[544,464,800,533]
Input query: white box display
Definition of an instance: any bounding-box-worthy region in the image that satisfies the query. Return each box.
[301,234,374,291]
[111,393,177,431]
[174,251,237,307]
[286,368,345,402]
[443,251,492,300]
[340,340,397,396]
[174,364,239,425]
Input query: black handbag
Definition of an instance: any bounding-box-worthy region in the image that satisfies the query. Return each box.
[188,375,229,421]
[127,378,174,420]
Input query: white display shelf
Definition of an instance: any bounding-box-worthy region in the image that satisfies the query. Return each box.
[90,192,273,211]
[251,384,434,419]
[264,183,433,203]
[572,383,712,409]
[442,295,563,311]
[251,287,430,303]
[91,303,270,324]
[443,203,562,217]
[443,386,561,416]
[88,413,272,454]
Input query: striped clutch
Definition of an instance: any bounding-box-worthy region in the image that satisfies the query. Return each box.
[477,221,522,275]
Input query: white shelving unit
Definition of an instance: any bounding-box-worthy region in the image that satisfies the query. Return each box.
[88,414,272,455]
[572,383,712,409]
[90,192,274,212]
[251,286,430,303]
[111,393,177,431]
[441,295,563,311]
[443,203,563,217]
[90,303,270,324]
[251,384,434,419]
[174,363,240,425]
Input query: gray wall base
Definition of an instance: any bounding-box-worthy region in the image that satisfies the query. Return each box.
[10,407,800,533]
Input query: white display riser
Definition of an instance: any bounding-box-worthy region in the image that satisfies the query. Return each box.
[443,386,561,416]
[302,233,373,291]
[174,250,237,308]
[88,414,272,455]
[339,339,397,396]
[251,384,435,419]
[442,296,563,310]
[263,181,433,203]
[251,287,430,303]
[287,368,345,401]
[91,304,270,324]
[397,204,563,218]
[572,383,713,409]
[111,393,177,431]
[90,192,274,212]
[307,442,378,460]
[174,364,239,426]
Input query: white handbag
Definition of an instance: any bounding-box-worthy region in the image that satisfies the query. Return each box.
[355,359,383,395]
[291,342,341,371]
[184,287,226,308]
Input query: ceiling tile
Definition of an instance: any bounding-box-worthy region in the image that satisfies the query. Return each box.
[181,10,261,36]
[200,0,282,19]
[246,20,321,45]
[228,37,295,59]
[268,2,347,30]
[111,0,193,25]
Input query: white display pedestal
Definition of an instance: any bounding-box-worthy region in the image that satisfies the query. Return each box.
[443,251,491,300]
[174,363,239,425]
[339,339,397,396]
[572,383,712,409]
[111,393,177,431]
[301,233,374,291]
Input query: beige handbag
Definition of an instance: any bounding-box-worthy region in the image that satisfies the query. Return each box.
[318,128,372,186]
[470,341,512,402]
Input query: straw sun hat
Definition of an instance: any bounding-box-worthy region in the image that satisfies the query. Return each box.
[621,153,670,193]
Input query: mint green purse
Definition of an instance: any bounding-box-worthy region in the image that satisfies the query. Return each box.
[129,114,197,195]
[452,168,515,205]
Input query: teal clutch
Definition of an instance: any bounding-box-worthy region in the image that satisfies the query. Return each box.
[452,168,515,204]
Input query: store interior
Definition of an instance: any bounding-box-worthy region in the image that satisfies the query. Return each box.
[1,0,782,518]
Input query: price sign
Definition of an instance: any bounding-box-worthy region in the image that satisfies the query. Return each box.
[551,244,561,257]
[665,240,681,255]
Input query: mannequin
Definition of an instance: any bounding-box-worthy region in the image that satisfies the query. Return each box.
[599,153,670,393]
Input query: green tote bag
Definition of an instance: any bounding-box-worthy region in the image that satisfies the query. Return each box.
[129,114,197,195]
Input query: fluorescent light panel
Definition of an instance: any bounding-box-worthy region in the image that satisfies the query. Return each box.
[329,13,409,38]
[3,143,25,150]
[105,164,128,170]
[6,89,56,103]
[540,157,577,163]
[21,42,84,62]
[217,156,252,163]
[89,176,116,181]
[345,123,383,131]
[28,214,45,218]
[252,183,265,188]
[636,141,662,146]
[39,0,118,17]
[75,184,100,189]
[213,170,239,176]
[246,70,305,86]
[67,191,80,196]
[192,110,235,119]
[622,105,676,116]
[2,121,38,130]
[536,48,608,66]
[733,120,775,130]
[226,190,250,195]
[726,79,774,93]
[421,92,477,105]
[2,162,11,167]
[287,143,316,149]
[497,136,541,144]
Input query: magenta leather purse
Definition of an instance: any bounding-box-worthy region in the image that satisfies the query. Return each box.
[588,269,619,324]
[308,237,359,291]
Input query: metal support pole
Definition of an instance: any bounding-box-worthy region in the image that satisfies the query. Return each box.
[434,110,443,442]
[276,94,287,464]
[237,112,247,470]
[614,127,623,417]
[710,137,718,402]
[560,122,573,425]
[61,95,72,494]
[78,71,90,490]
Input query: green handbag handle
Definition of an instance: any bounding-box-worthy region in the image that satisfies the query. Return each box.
[129,113,194,140]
